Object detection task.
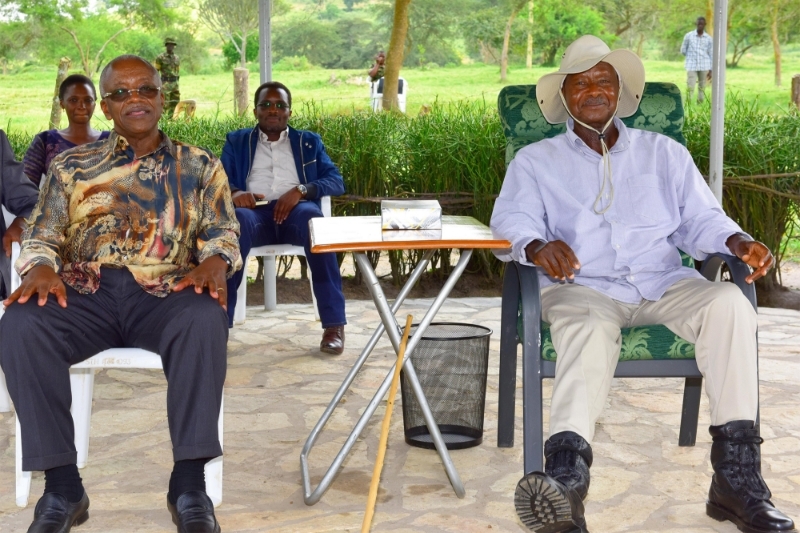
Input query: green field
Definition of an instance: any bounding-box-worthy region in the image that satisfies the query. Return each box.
[2,46,800,134]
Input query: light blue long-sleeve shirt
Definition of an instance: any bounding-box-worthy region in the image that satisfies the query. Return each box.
[490,118,747,304]
[681,30,713,71]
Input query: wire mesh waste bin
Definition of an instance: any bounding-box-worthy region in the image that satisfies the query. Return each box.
[401,323,492,450]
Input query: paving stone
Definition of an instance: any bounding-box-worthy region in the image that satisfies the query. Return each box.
[1,299,798,532]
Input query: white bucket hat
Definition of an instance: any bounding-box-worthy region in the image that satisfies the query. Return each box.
[536,35,645,124]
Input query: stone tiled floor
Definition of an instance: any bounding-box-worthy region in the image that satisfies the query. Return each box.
[1,299,799,532]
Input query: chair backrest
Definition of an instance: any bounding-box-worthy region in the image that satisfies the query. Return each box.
[497,82,685,166]
[372,78,406,96]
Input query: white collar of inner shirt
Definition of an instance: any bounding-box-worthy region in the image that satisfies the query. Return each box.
[258,128,289,145]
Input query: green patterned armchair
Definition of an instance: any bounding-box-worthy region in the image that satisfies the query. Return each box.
[495,83,758,475]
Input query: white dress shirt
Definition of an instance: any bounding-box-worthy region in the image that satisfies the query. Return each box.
[490,118,747,304]
[247,128,300,201]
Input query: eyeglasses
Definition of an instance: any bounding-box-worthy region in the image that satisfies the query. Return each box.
[101,85,161,102]
[256,101,290,110]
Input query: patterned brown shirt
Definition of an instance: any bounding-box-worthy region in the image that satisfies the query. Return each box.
[17,131,242,296]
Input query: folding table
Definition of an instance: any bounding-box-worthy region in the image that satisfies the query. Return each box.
[300,215,511,505]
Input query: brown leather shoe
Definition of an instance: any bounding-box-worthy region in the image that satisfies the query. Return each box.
[320,326,345,355]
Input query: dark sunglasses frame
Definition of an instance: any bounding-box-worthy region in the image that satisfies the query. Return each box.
[101,85,162,102]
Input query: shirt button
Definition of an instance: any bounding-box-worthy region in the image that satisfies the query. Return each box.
[615,244,620,249]
[630,275,635,281]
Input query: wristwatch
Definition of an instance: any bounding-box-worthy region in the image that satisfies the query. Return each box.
[296,184,307,197]
[219,253,233,273]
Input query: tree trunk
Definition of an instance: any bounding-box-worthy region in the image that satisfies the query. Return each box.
[49,57,71,129]
[771,0,781,87]
[636,33,645,57]
[706,0,714,35]
[526,0,533,69]
[240,31,248,68]
[791,74,800,109]
[233,67,249,116]
[382,0,412,111]
[500,2,525,82]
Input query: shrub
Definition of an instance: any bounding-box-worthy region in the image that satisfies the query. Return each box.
[6,97,799,286]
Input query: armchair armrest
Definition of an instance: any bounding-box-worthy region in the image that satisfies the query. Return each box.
[699,253,756,311]
[514,261,543,356]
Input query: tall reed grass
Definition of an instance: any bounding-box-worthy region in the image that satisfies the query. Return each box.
[684,98,800,289]
[6,97,799,287]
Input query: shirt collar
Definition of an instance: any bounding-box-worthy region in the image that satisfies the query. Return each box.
[565,116,630,155]
[107,129,175,159]
[258,128,289,144]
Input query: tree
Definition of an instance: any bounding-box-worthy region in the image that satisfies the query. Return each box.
[500,0,526,81]
[199,0,259,69]
[61,16,135,76]
[461,6,507,63]
[2,0,174,76]
[726,0,767,67]
[223,33,260,69]
[273,15,341,67]
[383,0,412,110]
[343,0,363,10]
[533,0,608,66]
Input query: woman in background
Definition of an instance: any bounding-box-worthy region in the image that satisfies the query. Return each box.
[23,74,109,186]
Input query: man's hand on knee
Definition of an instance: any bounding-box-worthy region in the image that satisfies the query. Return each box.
[273,188,303,224]
[526,240,581,281]
[5,265,67,308]
[231,191,265,209]
[726,233,773,284]
[172,255,229,310]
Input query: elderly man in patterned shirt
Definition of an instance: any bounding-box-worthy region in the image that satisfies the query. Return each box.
[0,55,238,533]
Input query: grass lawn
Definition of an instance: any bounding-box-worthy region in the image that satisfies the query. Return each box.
[2,46,800,134]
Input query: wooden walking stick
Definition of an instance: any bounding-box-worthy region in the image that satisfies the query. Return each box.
[361,314,414,533]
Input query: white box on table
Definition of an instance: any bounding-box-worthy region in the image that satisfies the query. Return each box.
[380,199,442,230]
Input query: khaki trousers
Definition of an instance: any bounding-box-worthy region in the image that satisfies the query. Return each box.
[687,70,709,103]
[541,278,758,443]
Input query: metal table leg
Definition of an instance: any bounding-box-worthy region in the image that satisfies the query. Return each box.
[300,249,472,505]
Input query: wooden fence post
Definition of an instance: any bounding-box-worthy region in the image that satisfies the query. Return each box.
[49,57,71,129]
[792,74,800,109]
[233,67,249,117]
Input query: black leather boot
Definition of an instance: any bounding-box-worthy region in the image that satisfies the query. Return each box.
[545,431,593,501]
[706,421,796,533]
[514,432,592,533]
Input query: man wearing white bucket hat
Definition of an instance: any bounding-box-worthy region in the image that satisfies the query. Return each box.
[491,35,795,533]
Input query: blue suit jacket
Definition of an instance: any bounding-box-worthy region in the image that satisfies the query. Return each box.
[220,126,345,208]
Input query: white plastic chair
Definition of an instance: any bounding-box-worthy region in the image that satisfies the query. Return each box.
[9,244,224,508]
[233,196,331,325]
[370,77,408,113]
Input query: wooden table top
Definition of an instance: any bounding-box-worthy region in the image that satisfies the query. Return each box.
[309,215,511,253]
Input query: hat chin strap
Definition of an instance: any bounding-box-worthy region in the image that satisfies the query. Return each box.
[559,82,624,215]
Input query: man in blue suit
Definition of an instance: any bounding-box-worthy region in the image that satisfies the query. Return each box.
[221,82,347,354]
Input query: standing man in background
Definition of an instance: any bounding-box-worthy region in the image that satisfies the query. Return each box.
[680,17,713,104]
[155,37,181,118]
[368,50,386,83]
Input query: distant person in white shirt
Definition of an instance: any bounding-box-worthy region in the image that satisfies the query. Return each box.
[681,17,713,103]
[491,35,794,533]
[220,82,348,355]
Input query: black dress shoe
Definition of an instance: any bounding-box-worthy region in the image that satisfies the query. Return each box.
[27,492,89,533]
[320,326,345,355]
[167,491,221,533]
